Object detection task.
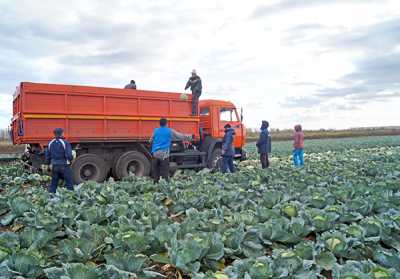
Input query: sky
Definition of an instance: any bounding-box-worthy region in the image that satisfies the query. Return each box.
[0,0,399,130]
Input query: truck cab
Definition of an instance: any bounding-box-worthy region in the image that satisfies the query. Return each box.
[199,100,246,164]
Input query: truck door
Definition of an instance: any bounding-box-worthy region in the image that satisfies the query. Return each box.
[199,106,212,137]
[219,107,243,150]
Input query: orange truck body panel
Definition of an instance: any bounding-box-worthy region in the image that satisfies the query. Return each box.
[12,82,246,153]
[199,100,246,149]
[11,82,247,179]
[12,82,200,146]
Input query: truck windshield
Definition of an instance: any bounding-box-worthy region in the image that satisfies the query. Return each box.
[220,108,238,122]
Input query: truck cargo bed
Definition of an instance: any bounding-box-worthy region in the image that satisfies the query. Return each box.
[12,82,199,146]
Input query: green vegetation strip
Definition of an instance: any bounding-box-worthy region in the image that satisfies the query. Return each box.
[0,138,400,278]
[247,135,400,157]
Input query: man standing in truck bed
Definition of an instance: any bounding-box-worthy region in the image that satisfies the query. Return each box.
[185,69,202,115]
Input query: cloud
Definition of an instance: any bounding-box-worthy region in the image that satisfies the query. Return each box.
[0,95,12,128]
[251,0,324,18]
[0,0,399,130]
[0,16,129,45]
[283,17,400,54]
[283,24,339,46]
[0,111,10,119]
[325,18,400,54]
[287,81,321,87]
[207,84,241,98]
[245,102,264,110]
[345,53,400,85]
[59,51,147,66]
[281,96,322,108]
[316,53,400,102]
[251,0,383,18]
[332,104,360,111]
[280,18,400,110]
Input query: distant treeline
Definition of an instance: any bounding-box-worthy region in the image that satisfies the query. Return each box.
[1,127,399,143]
[246,126,400,142]
[0,128,11,141]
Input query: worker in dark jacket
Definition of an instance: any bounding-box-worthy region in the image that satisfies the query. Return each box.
[45,128,74,193]
[221,124,236,173]
[151,118,190,183]
[184,69,202,115]
[256,120,271,169]
[124,80,137,89]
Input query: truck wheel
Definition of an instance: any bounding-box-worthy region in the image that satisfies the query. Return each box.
[71,154,107,184]
[111,152,124,178]
[169,162,178,177]
[208,147,222,169]
[115,151,151,179]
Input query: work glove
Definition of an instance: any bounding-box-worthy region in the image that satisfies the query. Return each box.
[72,150,77,160]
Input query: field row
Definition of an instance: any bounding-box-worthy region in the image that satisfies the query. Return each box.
[0,138,399,278]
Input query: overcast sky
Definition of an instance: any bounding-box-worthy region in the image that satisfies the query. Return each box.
[1,0,399,130]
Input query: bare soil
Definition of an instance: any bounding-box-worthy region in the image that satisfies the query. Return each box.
[0,141,25,154]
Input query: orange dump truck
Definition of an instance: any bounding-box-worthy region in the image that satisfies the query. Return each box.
[11,82,246,183]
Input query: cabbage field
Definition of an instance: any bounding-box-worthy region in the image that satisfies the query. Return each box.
[1,136,400,278]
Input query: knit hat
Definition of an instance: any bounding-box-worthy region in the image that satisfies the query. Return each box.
[54,128,63,137]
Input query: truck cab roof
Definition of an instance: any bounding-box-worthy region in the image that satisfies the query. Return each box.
[200,99,236,108]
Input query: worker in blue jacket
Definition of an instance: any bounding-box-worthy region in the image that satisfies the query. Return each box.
[45,128,74,193]
[151,118,190,183]
[221,124,236,173]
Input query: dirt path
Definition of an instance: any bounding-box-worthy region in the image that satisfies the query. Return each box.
[0,142,24,154]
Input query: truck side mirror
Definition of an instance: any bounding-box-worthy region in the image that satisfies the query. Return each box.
[240,108,243,122]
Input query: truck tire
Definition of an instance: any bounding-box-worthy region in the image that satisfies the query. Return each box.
[208,147,222,170]
[111,152,124,178]
[114,151,151,179]
[169,162,178,177]
[71,154,107,184]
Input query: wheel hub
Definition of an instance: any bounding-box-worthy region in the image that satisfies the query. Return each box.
[81,164,97,180]
[127,161,138,174]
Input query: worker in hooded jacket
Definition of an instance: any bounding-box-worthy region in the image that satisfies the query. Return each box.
[256,120,271,169]
[184,69,202,115]
[45,128,74,193]
[124,80,137,89]
[221,124,236,173]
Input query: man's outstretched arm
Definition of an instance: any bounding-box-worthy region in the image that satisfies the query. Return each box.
[171,129,192,141]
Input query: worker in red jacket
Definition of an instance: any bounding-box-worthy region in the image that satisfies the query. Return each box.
[293,124,305,167]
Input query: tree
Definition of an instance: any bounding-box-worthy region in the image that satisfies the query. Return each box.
[0,128,11,141]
